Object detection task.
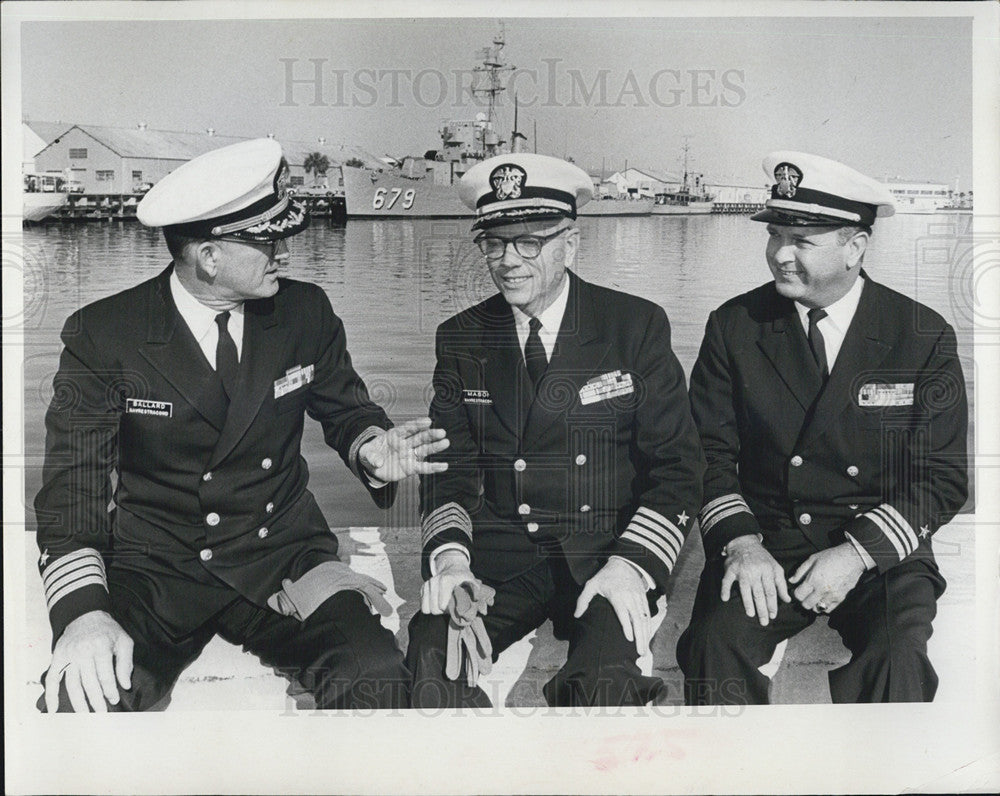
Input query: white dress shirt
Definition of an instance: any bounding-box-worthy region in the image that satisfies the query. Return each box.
[794,276,875,571]
[170,270,244,367]
[793,275,864,372]
[432,271,655,590]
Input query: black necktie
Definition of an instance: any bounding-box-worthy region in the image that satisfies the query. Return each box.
[807,307,829,379]
[524,317,548,390]
[215,311,239,399]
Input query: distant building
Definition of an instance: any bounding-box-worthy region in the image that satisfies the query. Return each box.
[712,183,769,206]
[602,167,681,198]
[31,122,384,195]
[23,121,74,173]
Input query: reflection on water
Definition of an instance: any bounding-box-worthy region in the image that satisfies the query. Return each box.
[19,213,975,509]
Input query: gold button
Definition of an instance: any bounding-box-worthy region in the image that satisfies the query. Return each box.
[518,503,530,515]
[575,454,587,466]
[580,505,591,513]
[261,458,273,470]
[514,459,526,472]
[526,522,539,533]
[206,512,220,526]
[202,472,213,482]
[800,513,812,526]
[258,527,269,539]
[200,548,213,561]
[265,502,274,513]
[790,455,803,467]
[847,465,859,477]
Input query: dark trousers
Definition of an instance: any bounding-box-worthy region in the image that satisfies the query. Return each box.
[40,578,410,712]
[406,555,664,709]
[676,544,946,705]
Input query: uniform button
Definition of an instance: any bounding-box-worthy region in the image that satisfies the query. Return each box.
[575,454,587,466]
[849,504,859,511]
[580,504,591,513]
[790,455,803,467]
[202,472,213,482]
[265,502,274,513]
[799,513,812,526]
[206,512,220,526]
[513,458,526,472]
[526,522,539,533]
[847,465,859,477]
[199,548,213,561]
[258,527,269,539]
[261,458,273,470]
[518,503,530,515]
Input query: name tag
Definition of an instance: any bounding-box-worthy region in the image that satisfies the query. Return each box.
[579,370,634,405]
[858,382,914,407]
[275,364,315,399]
[126,398,173,418]
[463,389,492,405]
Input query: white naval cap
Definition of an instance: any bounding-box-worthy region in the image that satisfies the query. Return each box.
[459,153,593,231]
[137,138,309,241]
[752,150,895,227]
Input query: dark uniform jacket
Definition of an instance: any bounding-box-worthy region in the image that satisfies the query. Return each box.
[420,271,705,592]
[35,265,394,641]
[689,273,968,570]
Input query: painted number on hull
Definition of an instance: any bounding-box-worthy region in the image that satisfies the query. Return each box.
[373,188,416,210]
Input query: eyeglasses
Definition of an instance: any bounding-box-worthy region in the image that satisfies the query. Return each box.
[474,228,567,261]
[216,237,280,258]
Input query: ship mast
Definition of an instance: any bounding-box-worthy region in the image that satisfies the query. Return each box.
[472,23,515,157]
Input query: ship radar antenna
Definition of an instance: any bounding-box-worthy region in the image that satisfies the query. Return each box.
[472,21,515,157]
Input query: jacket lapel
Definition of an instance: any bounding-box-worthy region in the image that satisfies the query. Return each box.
[755,294,824,412]
[799,277,893,448]
[478,296,533,439]
[138,266,228,431]
[209,295,288,469]
[523,273,611,442]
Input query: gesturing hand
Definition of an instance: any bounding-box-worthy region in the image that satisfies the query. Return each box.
[44,610,134,713]
[789,542,867,613]
[720,534,791,626]
[574,557,653,656]
[358,417,449,483]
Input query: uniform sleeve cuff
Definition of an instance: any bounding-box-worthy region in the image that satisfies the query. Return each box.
[844,532,877,570]
[841,508,918,571]
[698,494,762,559]
[349,425,389,484]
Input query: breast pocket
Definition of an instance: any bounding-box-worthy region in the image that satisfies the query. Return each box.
[274,386,308,415]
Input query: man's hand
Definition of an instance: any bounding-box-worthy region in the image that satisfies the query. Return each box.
[720,534,791,626]
[574,558,652,656]
[420,549,477,615]
[44,610,134,713]
[358,418,450,483]
[789,542,867,613]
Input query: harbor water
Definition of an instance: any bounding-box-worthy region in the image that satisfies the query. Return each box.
[19,212,976,525]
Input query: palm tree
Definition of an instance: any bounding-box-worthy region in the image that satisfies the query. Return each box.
[303,152,330,184]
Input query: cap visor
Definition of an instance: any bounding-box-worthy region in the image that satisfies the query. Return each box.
[472,207,571,231]
[229,197,310,241]
[750,207,847,227]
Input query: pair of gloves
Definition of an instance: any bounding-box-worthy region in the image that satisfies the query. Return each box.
[444,580,496,687]
[267,561,495,689]
[267,561,393,621]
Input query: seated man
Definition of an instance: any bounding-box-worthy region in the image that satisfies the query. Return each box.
[407,153,705,708]
[35,138,448,712]
[677,151,969,704]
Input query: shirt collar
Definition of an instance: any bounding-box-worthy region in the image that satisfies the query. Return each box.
[169,268,243,341]
[510,271,572,333]
[795,274,865,335]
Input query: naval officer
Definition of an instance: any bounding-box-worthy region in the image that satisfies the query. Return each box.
[677,151,969,703]
[406,153,705,707]
[35,138,449,711]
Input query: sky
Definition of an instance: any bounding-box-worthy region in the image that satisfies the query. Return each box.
[20,13,975,189]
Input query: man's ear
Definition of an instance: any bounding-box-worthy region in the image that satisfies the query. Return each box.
[194,240,222,278]
[562,226,581,266]
[844,230,869,270]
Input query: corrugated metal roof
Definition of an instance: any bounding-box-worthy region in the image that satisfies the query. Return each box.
[24,121,76,146]
[33,122,385,169]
